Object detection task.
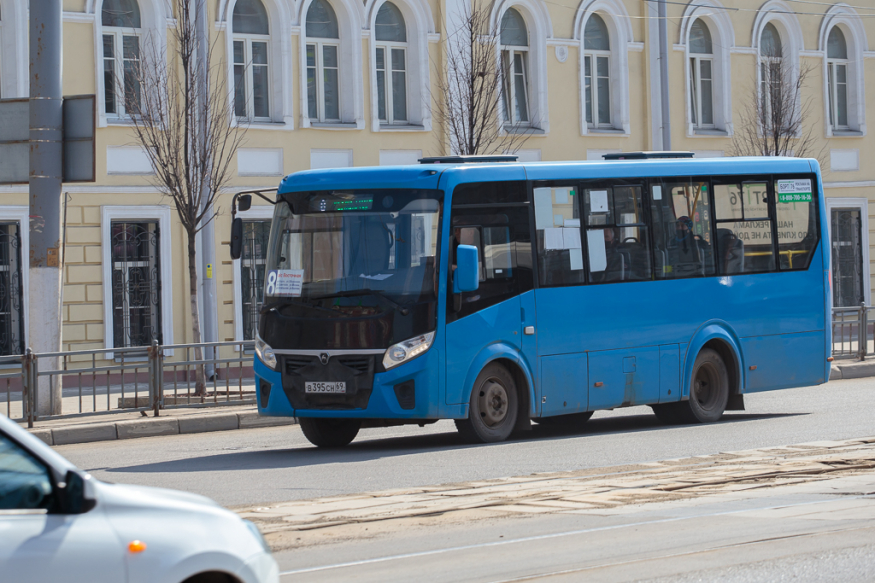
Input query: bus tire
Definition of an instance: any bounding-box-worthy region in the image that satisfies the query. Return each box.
[299,418,361,448]
[455,363,519,444]
[676,348,730,423]
[534,411,594,427]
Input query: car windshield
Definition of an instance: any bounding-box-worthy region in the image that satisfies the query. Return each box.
[264,189,442,303]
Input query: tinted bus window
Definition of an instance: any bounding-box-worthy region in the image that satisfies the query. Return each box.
[651,179,716,278]
[713,181,775,274]
[775,176,818,270]
[583,184,651,282]
[533,185,585,287]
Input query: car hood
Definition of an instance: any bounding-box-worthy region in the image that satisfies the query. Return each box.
[93,480,223,514]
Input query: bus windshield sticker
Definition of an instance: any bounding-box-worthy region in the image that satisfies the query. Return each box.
[554,214,564,226]
[652,185,662,200]
[565,218,581,227]
[534,188,553,230]
[563,228,581,249]
[569,248,584,270]
[777,179,813,203]
[587,229,607,271]
[554,188,571,205]
[545,228,564,250]
[590,190,609,213]
[266,269,304,297]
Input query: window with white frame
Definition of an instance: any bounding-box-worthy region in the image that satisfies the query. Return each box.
[375,2,408,125]
[827,27,849,131]
[306,0,341,122]
[583,14,610,128]
[500,8,530,126]
[110,221,162,348]
[688,19,714,129]
[232,0,271,120]
[759,22,783,128]
[0,222,23,356]
[239,220,270,340]
[102,0,142,118]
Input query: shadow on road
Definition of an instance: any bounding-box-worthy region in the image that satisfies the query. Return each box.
[104,411,807,475]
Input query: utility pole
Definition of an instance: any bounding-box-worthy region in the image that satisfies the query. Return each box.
[657,0,672,151]
[196,0,219,377]
[29,0,64,415]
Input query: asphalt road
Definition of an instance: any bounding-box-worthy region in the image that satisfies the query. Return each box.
[55,377,875,508]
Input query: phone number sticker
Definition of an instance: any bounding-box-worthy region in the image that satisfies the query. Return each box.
[265,269,304,297]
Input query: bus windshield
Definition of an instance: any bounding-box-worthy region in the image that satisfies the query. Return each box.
[265,189,442,304]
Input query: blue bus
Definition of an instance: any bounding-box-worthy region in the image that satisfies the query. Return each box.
[229,153,831,447]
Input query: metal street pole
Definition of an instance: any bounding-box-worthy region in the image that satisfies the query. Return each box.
[196,0,219,378]
[657,0,672,151]
[29,0,64,415]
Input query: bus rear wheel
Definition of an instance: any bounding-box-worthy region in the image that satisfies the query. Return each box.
[455,363,519,444]
[299,418,361,448]
[678,348,730,423]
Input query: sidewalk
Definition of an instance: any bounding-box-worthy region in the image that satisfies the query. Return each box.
[16,403,297,447]
[829,357,875,380]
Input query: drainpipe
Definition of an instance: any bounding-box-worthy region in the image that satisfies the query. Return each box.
[658,0,671,151]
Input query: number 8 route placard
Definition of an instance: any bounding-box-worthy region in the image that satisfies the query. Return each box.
[266,269,304,297]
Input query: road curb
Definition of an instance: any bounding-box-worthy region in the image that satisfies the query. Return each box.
[27,412,298,446]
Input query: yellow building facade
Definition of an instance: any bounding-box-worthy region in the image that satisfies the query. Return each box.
[0,0,873,361]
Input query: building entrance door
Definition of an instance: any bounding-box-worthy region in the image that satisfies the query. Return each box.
[831,208,865,308]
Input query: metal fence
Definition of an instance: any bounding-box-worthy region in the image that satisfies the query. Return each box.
[3,340,255,427]
[832,305,872,361]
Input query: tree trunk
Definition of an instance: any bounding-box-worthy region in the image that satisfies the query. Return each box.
[187,229,207,397]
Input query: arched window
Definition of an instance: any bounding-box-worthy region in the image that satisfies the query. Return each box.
[306,0,340,122]
[583,14,610,128]
[374,2,407,124]
[827,27,849,130]
[232,0,271,120]
[688,19,713,129]
[500,8,529,126]
[102,0,142,117]
[760,22,783,122]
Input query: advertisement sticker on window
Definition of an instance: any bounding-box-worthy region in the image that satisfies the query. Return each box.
[777,179,813,203]
[265,269,304,297]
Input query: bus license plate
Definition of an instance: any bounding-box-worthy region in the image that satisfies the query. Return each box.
[305,382,346,394]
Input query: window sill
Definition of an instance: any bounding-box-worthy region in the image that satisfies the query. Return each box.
[693,128,729,136]
[309,122,359,130]
[379,123,426,132]
[503,125,545,135]
[106,118,136,126]
[586,127,626,135]
[242,120,292,131]
[831,130,864,138]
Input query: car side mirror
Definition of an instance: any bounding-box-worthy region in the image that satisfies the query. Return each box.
[237,194,252,212]
[230,217,244,260]
[453,245,479,293]
[60,470,95,514]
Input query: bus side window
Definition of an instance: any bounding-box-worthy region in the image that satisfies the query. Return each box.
[533,185,585,287]
[775,176,818,270]
[650,180,716,279]
[583,185,651,283]
[713,181,775,274]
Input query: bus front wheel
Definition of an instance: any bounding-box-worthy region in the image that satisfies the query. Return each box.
[299,418,361,448]
[455,363,519,443]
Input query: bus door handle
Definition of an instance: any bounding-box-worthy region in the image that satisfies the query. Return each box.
[524,326,535,335]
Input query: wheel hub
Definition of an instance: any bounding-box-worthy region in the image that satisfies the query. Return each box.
[479,379,508,427]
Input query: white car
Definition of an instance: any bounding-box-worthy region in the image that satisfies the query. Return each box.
[0,414,278,583]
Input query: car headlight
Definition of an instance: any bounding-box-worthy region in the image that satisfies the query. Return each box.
[244,520,272,554]
[255,333,277,370]
[382,331,435,370]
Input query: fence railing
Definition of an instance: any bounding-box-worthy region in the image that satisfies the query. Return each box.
[832,305,871,361]
[3,340,255,427]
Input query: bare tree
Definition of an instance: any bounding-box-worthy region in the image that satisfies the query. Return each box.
[433,0,534,155]
[731,57,824,163]
[125,0,247,395]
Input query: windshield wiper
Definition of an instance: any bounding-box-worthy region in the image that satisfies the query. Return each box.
[311,289,410,316]
[260,299,336,315]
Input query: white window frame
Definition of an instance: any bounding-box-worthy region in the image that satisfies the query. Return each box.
[232,205,274,345]
[759,53,782,131]
[306,39,342,123]
[0,0,28,98]
[582,50,610,129]
[689,54,714,129]
[825,197,871,309]
[501,46,530,127]
[0,206,28,350]
[102,27,141,119]
[827,58,849,131]
[233,34,272,121]
[101,205,174,357]
[375,42,408,125]
[819,7,867,138]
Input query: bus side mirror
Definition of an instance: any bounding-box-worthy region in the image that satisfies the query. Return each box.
[453,245,479,293]
[237,194,252,212]
[230,217,243,260]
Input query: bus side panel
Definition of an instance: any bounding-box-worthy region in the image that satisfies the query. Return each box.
[742,331,826,392]
[540,353,587,416]
[588,346,660,410]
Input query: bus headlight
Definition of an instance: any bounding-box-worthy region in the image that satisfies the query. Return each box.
[382,332,435,370]
[255,333,277,370]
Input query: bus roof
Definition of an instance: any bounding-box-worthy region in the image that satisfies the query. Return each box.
[278,157,818,194]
